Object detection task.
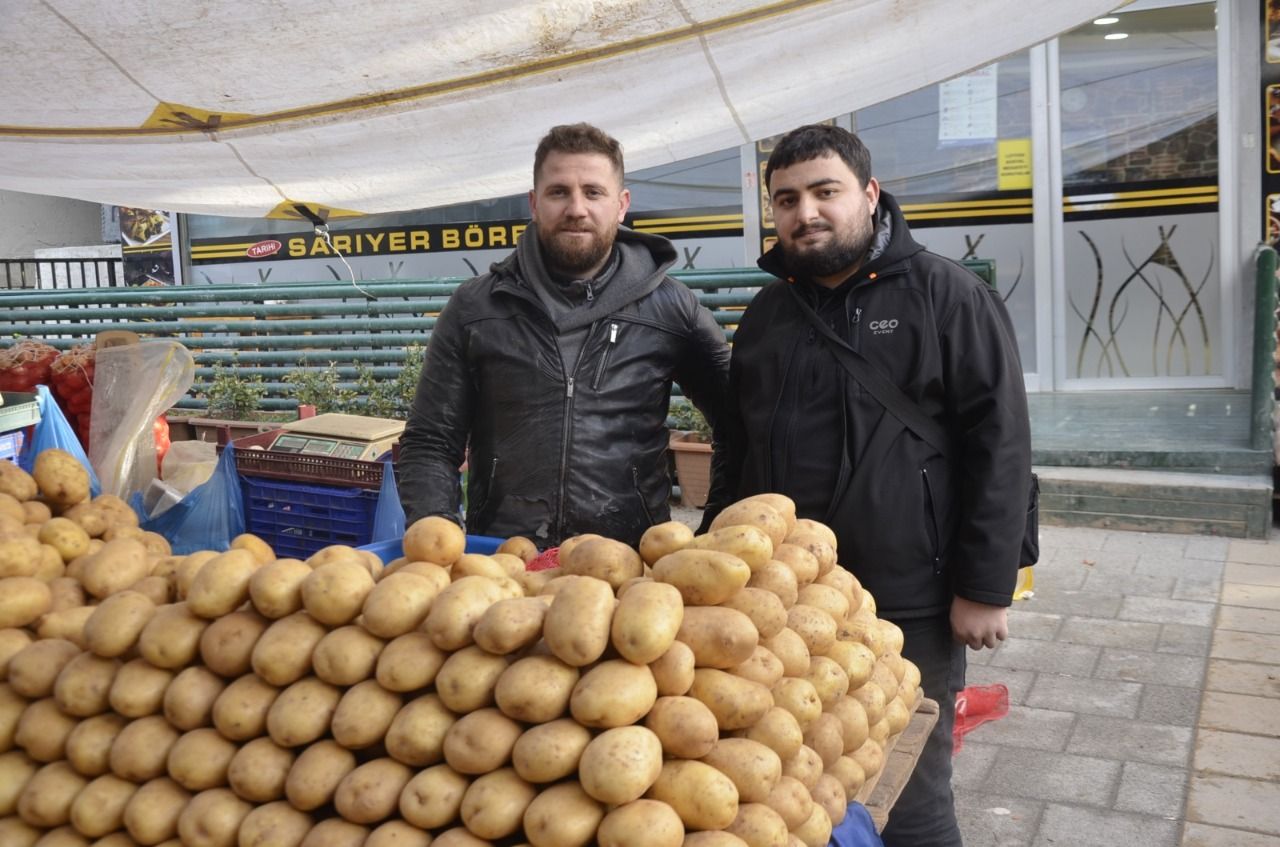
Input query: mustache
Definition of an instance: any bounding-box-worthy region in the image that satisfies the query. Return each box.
[791,223,831,239]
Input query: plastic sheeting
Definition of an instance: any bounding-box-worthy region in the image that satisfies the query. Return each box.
[0,0,1120,217]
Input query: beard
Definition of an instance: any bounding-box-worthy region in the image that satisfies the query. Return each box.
[782,215,875,281]
[537,221,617,276]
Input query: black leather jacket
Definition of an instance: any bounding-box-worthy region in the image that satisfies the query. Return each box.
[398,229,731,548]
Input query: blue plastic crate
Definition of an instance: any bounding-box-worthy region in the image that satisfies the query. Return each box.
[241,475,380,560]
[0,430,22,466]
[359,533,503,564]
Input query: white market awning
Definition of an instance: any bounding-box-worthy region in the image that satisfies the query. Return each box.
[0,0,1122,217]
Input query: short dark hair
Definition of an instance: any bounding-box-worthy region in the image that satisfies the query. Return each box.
[533,123,625,186]
[764,124,873,191]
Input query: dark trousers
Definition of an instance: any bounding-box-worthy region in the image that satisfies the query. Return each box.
[879,613,967,847]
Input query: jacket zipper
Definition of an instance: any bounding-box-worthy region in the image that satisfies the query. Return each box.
[555,323,599,540]
[631,466,655,526]
[922,468,942,574]
[591,322,620,391]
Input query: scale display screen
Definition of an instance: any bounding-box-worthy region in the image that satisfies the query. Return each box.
[268,432,385,460]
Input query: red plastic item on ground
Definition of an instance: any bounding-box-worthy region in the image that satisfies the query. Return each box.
[526,547,560,572]
[953,683,1009,753]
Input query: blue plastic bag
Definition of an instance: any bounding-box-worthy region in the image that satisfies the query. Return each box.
[18,386,102,498]
[139,444,245,554]
[829,802,885,847]
[371,460,405,542]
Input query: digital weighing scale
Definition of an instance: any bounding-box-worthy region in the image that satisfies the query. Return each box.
[265,413,404,461]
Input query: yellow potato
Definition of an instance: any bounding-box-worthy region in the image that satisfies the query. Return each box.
[166,727,236,791]
[330,680,402,750]
[521,781,604,847]
[644,695,719,759]
[449,553,507,581]
[129,574,173,606]
[747,560,799,609]
[333,757,413,825]
[804,655,850,708]
[826,755,867,796]
[8,638,80,699]
[83,590,156,658]
[441,708,522,775]
[687,668,773,731]
[724,801,790,847]
[569,660,657,729]
[792,801,833,847]
[46,578,85,613]
[435,645,509,714]
[0,817,40,847]
[18,761,86,827]
[850,681,887,726]
[781,744,824,790]
[237,800,311,847]
[305,544,365,569]
[0,750,36,816]
[0,462,36,501]
[578,726,664,805]
[645,759,739,831]
[285,740,356,812]
[638,521,695,566]
[719,587,787,639]
[687,525,774,572]
[247,558,312,619]
[162,666,226,731]
[187,549,260,619]
[761,627,811,678]
[771,677,823,732]
[63,713,125,778]
[510,718,592,784]
[700,738,782,804]
[496,535,538,564]
[402,516,466,566]
[110,715,180,782]
[211,673,279,742]
[14,697,77,762]
[850,738,884,784]
[710,501,788,547]
[828,696,870,754]
[52,651,119,717]
[424,575,504,651]
[311,625,385,687]
[176,787,252,847]
[227,737,295,803]
[299,817,368,847]
[676,605,759,669]
[542,575,615,666]
[0,494,22,524]
[741,705,805,761]
[32,450,90,508]
[729,645,786,688]
[0,628,30,679]
[597,798,685,847]
[494,654,579,724]
[764,774,814,829]
[649,639,696,697]
[250,611,328,687]
[651,548,750,605]
[610,580,684,665]
[816,567,862,613]
[230,533,276,565]
[459,767,537,840]
[33,606,93,650]
[823,639,876,690]
[398,763,470,829]
[771,544,820,587]
[69,773,137,837]
[19,500,50,525]
[796,583,850,623]
[300,560,375,626]
[37,518,90,563]
[473,596,549,656]
[80,537,150,600]
[782,530,836,578]
[559,536,643,589]
[266,677,341,748]
[375,631,447,692]
[197,609,269,678]
[0,577,51,629]
[359,571,439,638]
[802,712,845,768]
[384,694,455,767]
[137,603,209,670]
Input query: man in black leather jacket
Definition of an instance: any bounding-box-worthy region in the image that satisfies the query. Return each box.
[398,123,731,549]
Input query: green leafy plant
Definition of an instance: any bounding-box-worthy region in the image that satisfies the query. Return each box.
[285,345,424,419]
[668,400,711,441]
[202,361,267,420]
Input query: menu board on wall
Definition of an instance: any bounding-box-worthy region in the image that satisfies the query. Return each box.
[1264,1,1280,239]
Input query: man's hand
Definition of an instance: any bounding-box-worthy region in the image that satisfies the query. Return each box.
[951,596,1009,650]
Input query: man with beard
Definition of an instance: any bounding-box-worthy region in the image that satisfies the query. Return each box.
[704,124,1031,846]
[399,123,731,549]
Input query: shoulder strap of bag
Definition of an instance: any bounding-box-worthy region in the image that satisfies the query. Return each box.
[786,285,953,459]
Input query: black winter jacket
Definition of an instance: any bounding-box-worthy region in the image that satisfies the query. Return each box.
[398,228,731,549]
[711,191,1032,618]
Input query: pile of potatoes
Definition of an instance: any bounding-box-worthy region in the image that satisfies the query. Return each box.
[0,449,922,847]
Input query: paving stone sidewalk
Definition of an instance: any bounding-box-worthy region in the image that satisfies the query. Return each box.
[955,524,1280,847]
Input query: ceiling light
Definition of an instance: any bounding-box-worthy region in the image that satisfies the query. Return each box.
[1093,16,1119,24]
[1104,32,1129,40]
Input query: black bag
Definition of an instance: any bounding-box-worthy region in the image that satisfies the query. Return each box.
[787,287,1040,566]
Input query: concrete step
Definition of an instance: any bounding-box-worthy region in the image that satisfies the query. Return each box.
[1036,465,1273,539]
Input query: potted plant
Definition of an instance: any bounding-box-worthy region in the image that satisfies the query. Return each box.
[668,401,713,508]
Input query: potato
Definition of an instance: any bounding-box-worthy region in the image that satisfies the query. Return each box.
[0,493,22,524]
[285,740,356,811]
[110,716,179,782]
[781,744,823,790]
[511,718,592,784]
[0,535,39,580]
[521,781,603,847]
[0,577,51,629]
[122,777,190,844]
[331,680,402,750]
[764,774,813,829]
[792,801,833,847]
[730,645,785,688]
[828,696,869,754]
[594,798,683,847]
[266,677,341,747]
[803,712,844,768]
[542,575,615,667]
[850,738,884,783]
[569,660,657,729]
[652,549,750,605]
[0,462,36,501]
[250,611,327,686]
[0,750,37,816]
[63,713,125,778]
[163,666,225,730]
[442,708,522,775]
[19,500,50,525]
[226,736,294,804]
[687,525,774,572]
[771,544,819,587]
[300,560,374,627]
[782,531,836,580]
[299,817,368,847]
[701,738,782,804]
[687,668,772,730]
[38,826,90,847]
[746,561,799,609]
[435,645,508,714]
[649,639,695,697]
[786,604,837,655]
[32,607,92,650]
[449,553,506,581]
[305,544,365,570]
[165,728,236,791]
[851,681,887,726]
[385,694,455,767]
[363,823,433,847]
[334,757,412,825]
[137,603,209,670]
[610,580,683,665]
[229,532,275,565]
[710,501,789,548]
[237,800,311,847]
[826,755,866,796]
[473,596,549,656]
[811,772,847,827]
[646,759,738,831]
[37,518,90,563]
[771,677,822,733]
[376,631,447,692]
[0,817,40,847]
[47,578,85,613]
[311,625,384,687]
[360,571,438,638]
[211,674,278,741]
[578,726,663,805]
[496,534,538,563]
[823,639,876,690]
[804,656,850,709]
[32,543,65,581]
[0,628,30,678]
[129,574,172,606]
[761,627,810,678]
[18,761,86,827]
[68,773,137,838]
[494,654,578,724]
[81,538,150,600]
[198,609,269,678]
[0,684,27,749]
[247,558,312,619]
[559,537,643,589]
[53,652,119,717]
[641,695,717,759]
[32,450,89,507]
[424,575,504,651]
[187,549,260,619]
[9,638,80,699]
[176,788,251,847]
[398,763,469,829]
[82,591,155,659]
[724,802,790,847]
[403,516,465,566]
[14,697,77,762]
[173,550,217,599]
[451,766,533,839]
[676,605,758,669]
[638,521,695,566]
